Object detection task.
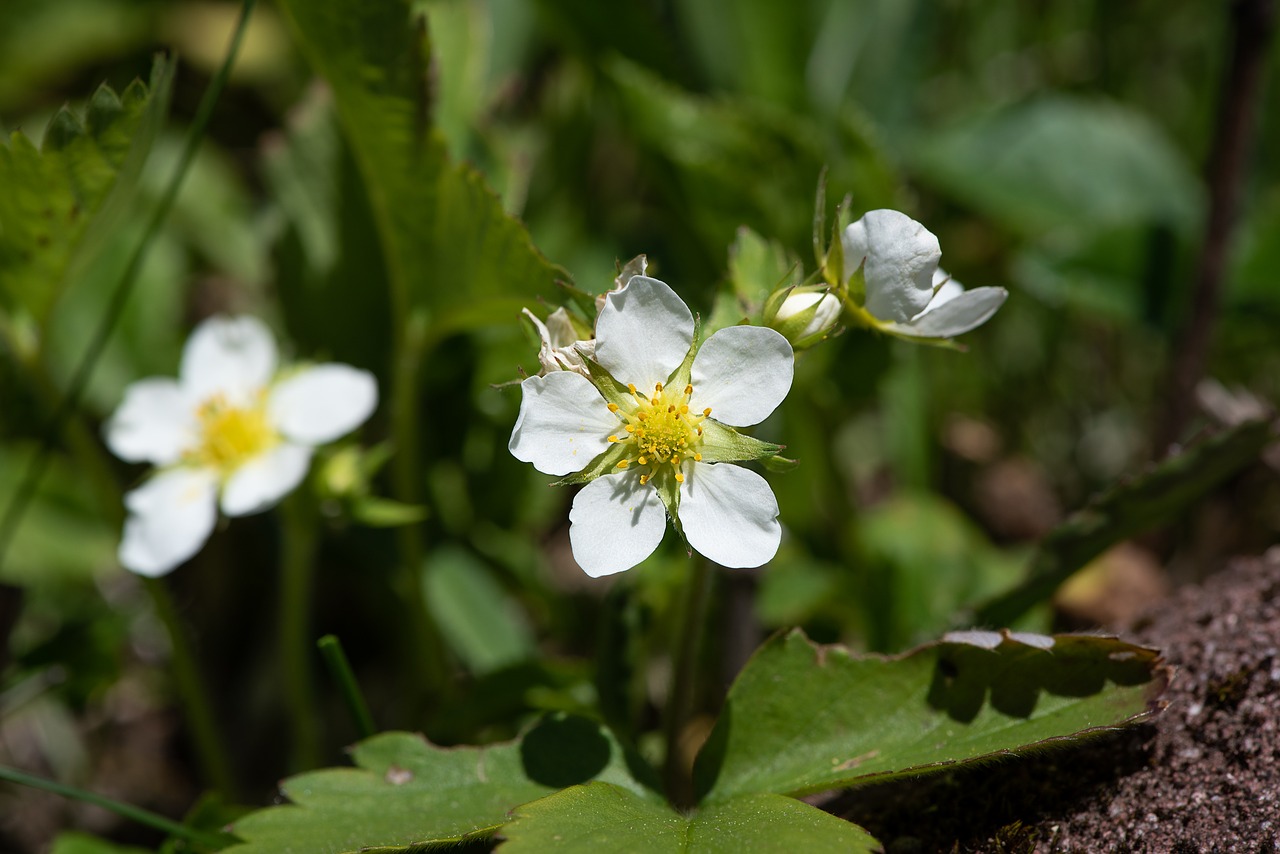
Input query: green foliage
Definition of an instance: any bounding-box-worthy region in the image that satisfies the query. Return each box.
[228,716,659,853]
[694,628,1167,803]
[0,55,173,326]
[50,833,150,854]
[273,0,561,340]
[422,546,536,676]
[501,783,880,853]
[911,95,1203,236]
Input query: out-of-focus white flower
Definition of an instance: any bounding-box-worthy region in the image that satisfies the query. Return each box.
[105,315,377,576]
[522,307,595,377]
[509,276,794,577]
[841,209,1007,339]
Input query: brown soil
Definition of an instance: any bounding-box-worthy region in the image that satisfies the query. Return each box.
[836,549,1280,853]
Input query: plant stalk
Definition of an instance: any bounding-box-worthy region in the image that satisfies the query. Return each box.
[663,556,715,808]
[279,491,322,771]
[317,634,377,739]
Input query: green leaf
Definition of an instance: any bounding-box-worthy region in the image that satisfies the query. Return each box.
[422,546,536,676]
[500,783,880,853]
[728,226,799,308]
[693,628,1168,804]
[228,716,658,854]
[274,0,561,333]
[51,832,151,854]
[971,417,1276,628]
[0,55,174,325]
[911,95,1203,235]
[350,497,429,528]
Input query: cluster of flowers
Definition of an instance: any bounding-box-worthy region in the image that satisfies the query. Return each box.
[106,209,1003,579]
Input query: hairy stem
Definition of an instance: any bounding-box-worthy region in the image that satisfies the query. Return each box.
[663,556,715,808]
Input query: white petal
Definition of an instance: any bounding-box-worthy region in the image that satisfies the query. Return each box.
[508,371,617,476]
[220,443,312,517]
[594,276,694,391]
[568,471,667,577]
[929,269,964,308]
[690,326,794,427]
[268,364,377,446]
[118,468,218,577]
[180,315,278,406]
[842,210,941,322]
[899,287,1008,338]
[677,462,780,568]
[104,378,197,465]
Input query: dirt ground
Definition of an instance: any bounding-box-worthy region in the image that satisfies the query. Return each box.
[838,548,1280,853]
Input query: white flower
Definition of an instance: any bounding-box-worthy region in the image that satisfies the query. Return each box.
[841,209,1007,339]
[522,306,595,377]
[509,276,794,577]
[105,315,377,577]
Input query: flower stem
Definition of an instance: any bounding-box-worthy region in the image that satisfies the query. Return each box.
[142,577,236,800]
[279,491,321,771]
[0,764,232,849]
[663,556,715,808]
[389,314,452,714]
[317,634,377,740]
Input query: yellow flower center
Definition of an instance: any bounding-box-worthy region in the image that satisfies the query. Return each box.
[187,393,277,474]
[606,382,710,485]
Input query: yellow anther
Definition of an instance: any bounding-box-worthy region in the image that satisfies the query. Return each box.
[616,460,630,469]
[625,425,636,433]
[667,404,675,413]
[637,413,646,421]
[608,403,619,412]
[628,383,637,394]
[638,456,648,465]
[675,473,685,483]
[694,453,702,461]
[680,405,689,414]
[608,435,619,443]
[655,382,663,392]
[684,385,693,395]
[703,407,712,416]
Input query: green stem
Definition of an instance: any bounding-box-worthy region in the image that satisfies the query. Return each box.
[0,0,257,573]
[389,315,451,712]
[663,556,715,808]
[0,764,232,849]
[279,492,321,771]
[142,577,236,800]
[317,634,377,739]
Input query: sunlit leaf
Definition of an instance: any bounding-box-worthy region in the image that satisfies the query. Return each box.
[500,783,880,853]
[227,716,659,854]
[693,628,1168,803]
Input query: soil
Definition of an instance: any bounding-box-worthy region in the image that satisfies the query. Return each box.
[835,548,1280,853]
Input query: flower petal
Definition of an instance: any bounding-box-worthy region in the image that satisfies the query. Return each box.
[220,443,312,517]
[508,371,617,476]
[268,364,377,446]
[568,471,667,577]
[690,325,794,427]
[929,269,964,308]
[594,276,694,391]
[677,462,780,568]
[900,286,1008,338]
[104,378,197,465]
[180,315,278,405]
[842,210,941,323]
[118,467,218,577]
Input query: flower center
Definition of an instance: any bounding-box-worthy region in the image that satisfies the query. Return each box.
[607,382,710,485]
[188,394,277,474]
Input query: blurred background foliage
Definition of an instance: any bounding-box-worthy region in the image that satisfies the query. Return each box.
[0,0,1277,848]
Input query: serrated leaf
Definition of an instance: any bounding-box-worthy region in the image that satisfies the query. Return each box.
[0,56,173,324]
[227,716,659,854]
[500,783,880,854]
[274,0,561,335]
[971,417,1275,628]
[693,628,1168,804]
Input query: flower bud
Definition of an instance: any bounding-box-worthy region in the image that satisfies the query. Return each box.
[767,288,841,348]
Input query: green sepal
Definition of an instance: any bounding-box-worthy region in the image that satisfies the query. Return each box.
[665,320,701,389]
[698,420,784,464]
[647,467,684,539]
[557,279,602,322]
[761,284,795,325]
[582,358,635,410]
[553,443,632,486]
[760,454,800,473]
[811,167,829,273]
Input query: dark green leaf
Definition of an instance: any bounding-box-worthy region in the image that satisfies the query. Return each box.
[694,628,1168,803]
[500,782,880,853]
